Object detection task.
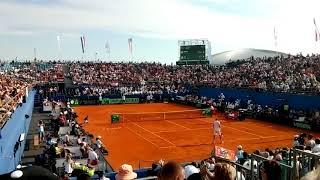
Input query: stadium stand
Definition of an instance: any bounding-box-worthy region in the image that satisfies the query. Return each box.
[0,55,320,179]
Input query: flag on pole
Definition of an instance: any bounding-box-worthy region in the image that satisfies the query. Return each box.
[274,26,278,47]
[128,38,133,55]
[105,41,110,54]
[80,36,85,53]
[314,18,319,42]
[34,48,37,61]
[57,36,61,51]
[57,36,61,60]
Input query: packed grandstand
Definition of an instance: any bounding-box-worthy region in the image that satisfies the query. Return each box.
[0,54,320,180]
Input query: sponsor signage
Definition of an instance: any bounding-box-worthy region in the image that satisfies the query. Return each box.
[214,146,236,162]
[293,121,311,130]
[102,98,139,104]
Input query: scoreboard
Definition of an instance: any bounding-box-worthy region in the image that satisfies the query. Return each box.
[180,45,206,61]
[177,39,211,65]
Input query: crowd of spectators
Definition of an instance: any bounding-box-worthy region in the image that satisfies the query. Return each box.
[0,74,28,126]
[179,92,320,128]
[0,61,65,127]
[70,54,320,96]
[35,101,109,179]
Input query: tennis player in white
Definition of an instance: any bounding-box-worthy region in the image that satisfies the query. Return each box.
[213,119,223,144]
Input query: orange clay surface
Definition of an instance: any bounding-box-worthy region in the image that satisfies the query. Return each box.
[74,103,320,170]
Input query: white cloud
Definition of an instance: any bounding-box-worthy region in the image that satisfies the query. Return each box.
[0,0,320,55]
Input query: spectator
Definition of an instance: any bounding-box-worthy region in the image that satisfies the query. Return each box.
[148,159,164,176]
[63,154,74,175]
[158,161,185,180]
[96,136,108,154]
[259,160,281,180]
[184,164,200,179]
[212,162,244,180]
[115,164,137,180]
[300,164,320,180]
[77,135,82,145]
[38,120,45,141]
[87,147,98,166]
[306,134,316,150]
[311,138,320,153]
[236,145,244,163]
[64,132,72,146]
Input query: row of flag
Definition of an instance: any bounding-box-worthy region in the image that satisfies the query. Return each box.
[55,35,133,56]
[272,17,320,49]
[314,18,320,42]
[54,18,320,57]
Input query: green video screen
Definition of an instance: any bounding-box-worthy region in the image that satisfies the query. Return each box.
[180,45,206,61]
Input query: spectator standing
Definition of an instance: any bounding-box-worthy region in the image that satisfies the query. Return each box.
[305,134,315,150]
[311,138,320,153]
[236,145,244,164]
[38,120,45,141]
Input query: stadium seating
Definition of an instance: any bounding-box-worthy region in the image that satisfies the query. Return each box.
[1,55,320,179]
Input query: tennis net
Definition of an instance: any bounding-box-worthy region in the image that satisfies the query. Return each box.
[110,108,210,123]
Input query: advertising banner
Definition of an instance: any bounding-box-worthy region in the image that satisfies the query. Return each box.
[293,121,312,130]
[102,98,139,104]
[214,146,236,162]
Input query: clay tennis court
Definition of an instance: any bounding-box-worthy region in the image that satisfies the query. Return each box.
[74,103,320,170]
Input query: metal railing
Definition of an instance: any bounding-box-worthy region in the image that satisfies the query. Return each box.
[292,149,320,179]
[251,154,293,180]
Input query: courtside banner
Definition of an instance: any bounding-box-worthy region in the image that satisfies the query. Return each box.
[101,98,139,104]
[214,146,236,162]
[70,99,80,106]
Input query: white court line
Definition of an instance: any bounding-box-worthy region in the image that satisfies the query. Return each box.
[165,120,191,130]
[132,123,176,146]
[157,136,279,148]
[223,125,264,138]
[159,146,176,149]
[125,126,159,148]
[156,127,210,133]
[105,127,122,130]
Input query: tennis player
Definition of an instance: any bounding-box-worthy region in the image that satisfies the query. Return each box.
[213,118,223,144]
[84,115,89,124]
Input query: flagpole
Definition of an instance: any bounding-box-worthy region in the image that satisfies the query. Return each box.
[313,18,320,55]
[34,48,37,62]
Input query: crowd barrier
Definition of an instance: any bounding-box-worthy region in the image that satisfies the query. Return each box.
[292,149,320,179]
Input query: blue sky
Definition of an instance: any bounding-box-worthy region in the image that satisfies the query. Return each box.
[0,0,320,63]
